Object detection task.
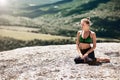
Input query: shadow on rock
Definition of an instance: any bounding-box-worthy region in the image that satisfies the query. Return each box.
[104,52,120,57]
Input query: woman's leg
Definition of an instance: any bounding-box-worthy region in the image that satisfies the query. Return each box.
[96,58,110,63]
[86,49,110,63]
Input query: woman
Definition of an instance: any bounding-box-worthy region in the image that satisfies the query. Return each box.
[74,17,110,65]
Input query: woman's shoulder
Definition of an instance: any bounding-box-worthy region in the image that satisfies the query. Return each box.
[77,30,82,35]
[90,30,96,35]
[90,31,96,38]
[77,30,82,33]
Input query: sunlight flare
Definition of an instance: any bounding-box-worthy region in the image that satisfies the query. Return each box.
[0,0,7,7]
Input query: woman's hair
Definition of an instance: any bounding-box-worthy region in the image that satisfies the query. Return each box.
[81,17,92,26]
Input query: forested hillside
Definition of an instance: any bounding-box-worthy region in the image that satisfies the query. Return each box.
[0,0,119,39]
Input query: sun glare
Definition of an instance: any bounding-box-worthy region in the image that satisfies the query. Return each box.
[0,0,7,7]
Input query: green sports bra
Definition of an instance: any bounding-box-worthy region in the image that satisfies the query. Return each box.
[79,31,92,43]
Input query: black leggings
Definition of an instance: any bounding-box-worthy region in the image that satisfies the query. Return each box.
[74,47,96,64]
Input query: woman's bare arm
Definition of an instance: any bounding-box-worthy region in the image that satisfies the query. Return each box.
[76,31,83,57]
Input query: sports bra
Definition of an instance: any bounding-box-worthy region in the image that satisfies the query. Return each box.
[79,31,92,43]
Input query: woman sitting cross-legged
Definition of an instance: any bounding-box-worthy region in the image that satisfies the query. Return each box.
[74,17,110,65]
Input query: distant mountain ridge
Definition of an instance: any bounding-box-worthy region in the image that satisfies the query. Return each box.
[10,0,62,5]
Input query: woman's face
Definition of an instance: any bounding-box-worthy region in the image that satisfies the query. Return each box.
[80,20,89,31]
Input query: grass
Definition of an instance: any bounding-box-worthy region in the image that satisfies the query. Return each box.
[96,37,120,42]
[0,26,39,32]
[0,28,69,41]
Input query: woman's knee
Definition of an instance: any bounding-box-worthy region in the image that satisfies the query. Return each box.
[74,57,84,64]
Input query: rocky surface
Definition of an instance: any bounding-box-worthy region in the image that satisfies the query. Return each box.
[0,43,120,80]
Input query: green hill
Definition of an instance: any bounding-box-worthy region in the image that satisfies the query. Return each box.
[0,0,120,39]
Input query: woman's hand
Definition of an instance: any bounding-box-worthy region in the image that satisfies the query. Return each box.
[80,54,83,59]
[81,53,88,63]
[82,53,88,59]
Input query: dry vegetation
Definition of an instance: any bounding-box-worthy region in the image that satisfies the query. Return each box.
[0,28,68,41]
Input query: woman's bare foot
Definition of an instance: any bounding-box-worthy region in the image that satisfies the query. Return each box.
[96,58,110,63]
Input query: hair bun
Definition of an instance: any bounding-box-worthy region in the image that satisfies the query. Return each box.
[86,17,90,20]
